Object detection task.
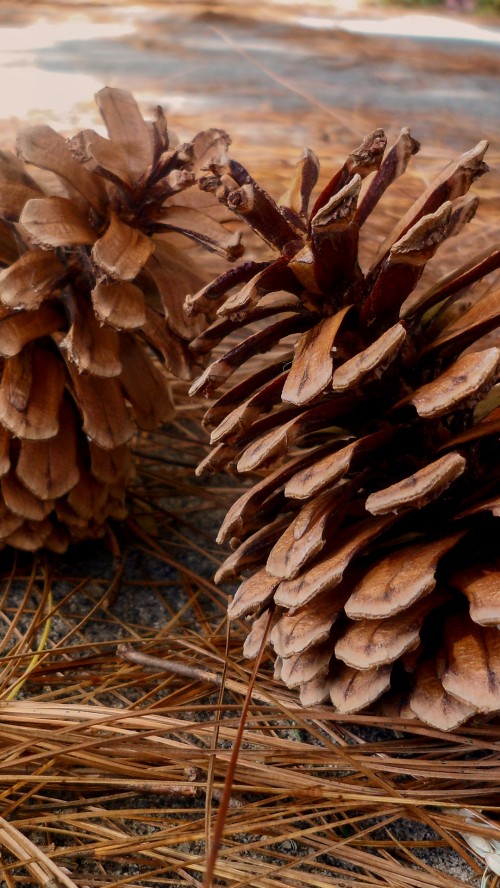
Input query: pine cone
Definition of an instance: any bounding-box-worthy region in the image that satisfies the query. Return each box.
[188,129,500,730]
[0,87,238,552]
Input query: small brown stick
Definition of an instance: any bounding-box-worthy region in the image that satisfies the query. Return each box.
[118,644,245,808]
[117,643,225,687]
[117,642,281,706]
[186,767,243,809]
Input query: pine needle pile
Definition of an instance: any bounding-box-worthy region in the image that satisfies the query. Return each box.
[0,393,496,888]
[0,86,236,552]
[189,129,500,732]
[2,528,500,888]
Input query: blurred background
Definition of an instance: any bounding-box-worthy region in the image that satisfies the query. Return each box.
[1,1,499,171]
[1,0,497,332]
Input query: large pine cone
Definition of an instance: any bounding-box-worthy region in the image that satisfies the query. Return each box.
[188,130,500,730]
[0,87,238,552]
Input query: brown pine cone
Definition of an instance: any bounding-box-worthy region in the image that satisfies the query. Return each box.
[0,87,239,551]
[188,129,500,730]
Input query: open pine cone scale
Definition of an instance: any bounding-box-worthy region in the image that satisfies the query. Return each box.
[188,128,500,730]
[0,87,237,551]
